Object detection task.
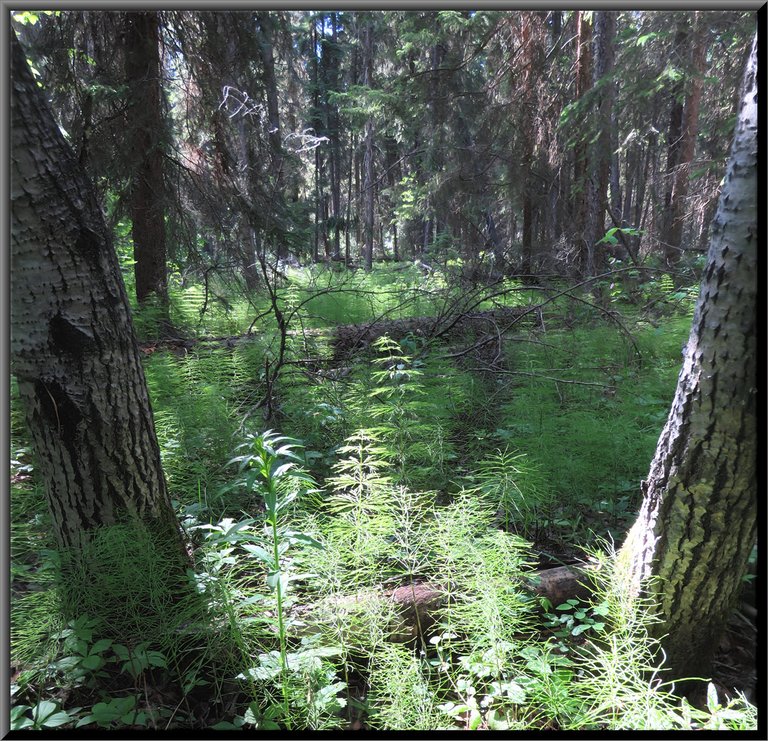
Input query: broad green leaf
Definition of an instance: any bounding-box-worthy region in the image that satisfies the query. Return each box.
[42,711,74,728]
[286,531,323,549]
[32,700,59,722]
[147,651,167,668]
[241,543,275,566]
[79,654,103,671]
[91,638,113,653]
[10,706,33,730]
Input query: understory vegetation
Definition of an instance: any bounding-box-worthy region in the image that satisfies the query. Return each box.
[10,265,756,731]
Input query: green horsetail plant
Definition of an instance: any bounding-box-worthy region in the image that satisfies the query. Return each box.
[323,429,398,586]
[467,448,553,539]
[366,336,435,487]
[325,429,393,517]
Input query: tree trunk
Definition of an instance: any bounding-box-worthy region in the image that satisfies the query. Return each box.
[362,23,375,272]
[549,10,561,48]
[573,11,592,275]
[633,124,657,256]
[11,30,184,556]
[392,223,399,262]
[660,27,687,266]
[345,131,355,265]
[311,19,322,263]
[362,123,375,271]
[584,10,616,276]
[519,12,538,281]
[329,13,343,261]
[617,37,757,683]
[621,143,637,228]
[123,11,169,309]
[255,11,282,164]
[663,13,707,270]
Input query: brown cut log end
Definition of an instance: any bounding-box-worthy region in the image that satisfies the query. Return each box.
[525,565,595,606]
[293,566,598,645]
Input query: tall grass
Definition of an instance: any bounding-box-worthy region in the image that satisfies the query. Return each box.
[496,322,688,544]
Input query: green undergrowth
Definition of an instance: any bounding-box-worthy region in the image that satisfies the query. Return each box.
[495,319,690,545]
[128,263,455,341]
[10,278,756,730]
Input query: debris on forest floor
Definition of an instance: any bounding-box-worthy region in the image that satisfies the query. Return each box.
[292,564,597,645]
[710,608,757,705]
[136,305,533,361]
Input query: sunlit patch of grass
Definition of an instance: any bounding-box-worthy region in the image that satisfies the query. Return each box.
[496,319,688,543]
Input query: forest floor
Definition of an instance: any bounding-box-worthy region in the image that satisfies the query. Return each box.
[10,267,758,731]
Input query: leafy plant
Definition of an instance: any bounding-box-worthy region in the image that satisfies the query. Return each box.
[49,615,112,684]
[228,429,330,729]
[76,695,145,729]
[544,597,609,644]
[10,701,77,730]
[211,701,282,730]
[112,642,167,680]
[597,226,642,246]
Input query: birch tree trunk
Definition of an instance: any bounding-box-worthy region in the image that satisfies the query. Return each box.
[618,36,757,682]
[10,31,184,557]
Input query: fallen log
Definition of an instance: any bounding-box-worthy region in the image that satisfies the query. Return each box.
[330,306,528,359]
[292,565,597,645]
[525,564,595,606]
[138,306,532,360]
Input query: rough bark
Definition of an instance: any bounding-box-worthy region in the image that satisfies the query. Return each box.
[362,22,375,272]
[11,30,183,555]
[618,37,757,681]
[663,13,707,269]
[584,11,616,276]
[573,11,592,275]
[123,11,169,308]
